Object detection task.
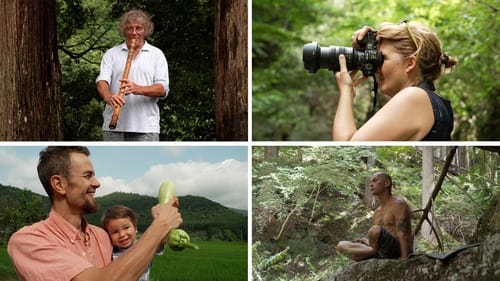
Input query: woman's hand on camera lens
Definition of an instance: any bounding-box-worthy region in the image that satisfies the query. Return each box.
[335,54,355,96]
[335,54,368,98]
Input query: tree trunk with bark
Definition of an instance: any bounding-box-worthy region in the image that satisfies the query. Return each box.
[264,146,279,161]
[214,0,248,141]
[364,146,377,208]
[421,146,437,244]
[0,0,62,140]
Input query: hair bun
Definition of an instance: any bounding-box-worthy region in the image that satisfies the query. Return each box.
[440,54,449,65]
[440,53,458,69]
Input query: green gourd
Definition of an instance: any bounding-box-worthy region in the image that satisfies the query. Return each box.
[158,180,200,251]
[158,180,176,205]
[166,229,200,251]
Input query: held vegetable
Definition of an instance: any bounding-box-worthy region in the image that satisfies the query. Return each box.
[158,180,199,251]
[158,180,176,205]
[167,229,200,251]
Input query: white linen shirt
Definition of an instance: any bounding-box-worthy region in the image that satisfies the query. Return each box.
[96,41,169,133]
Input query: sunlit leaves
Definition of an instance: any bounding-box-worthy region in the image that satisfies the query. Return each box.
[253,146,500,280]
[253,0,499,140]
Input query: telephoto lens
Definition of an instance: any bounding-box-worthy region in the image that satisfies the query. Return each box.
[302,41,383,76]
[303,42,359,73]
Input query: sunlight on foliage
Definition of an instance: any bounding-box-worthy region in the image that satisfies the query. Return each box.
[253,146,500,280]
[253,0,499,140]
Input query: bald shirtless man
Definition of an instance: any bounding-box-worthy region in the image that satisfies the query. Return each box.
[336,172,413,260]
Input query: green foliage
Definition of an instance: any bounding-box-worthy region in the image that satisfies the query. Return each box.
[252,146,500,280]
[0,247,17,281]
[58,0,122,140]
[58,0,216,140]
[252,0,499,140]
[253,242,290,281]
[257,245,290,271]
[252,147,375,280]
[57,0,89,43]
[0,185,50,245]
[252,0,342,140]
[421,1,500,140]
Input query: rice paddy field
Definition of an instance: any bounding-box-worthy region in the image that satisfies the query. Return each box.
[1,241,248,281]
[150,241,248,281]
[0,246,17,281]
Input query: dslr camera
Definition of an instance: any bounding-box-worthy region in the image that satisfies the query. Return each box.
[302,31,383,76]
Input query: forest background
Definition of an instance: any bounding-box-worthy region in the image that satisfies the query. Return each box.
[58,0,216,140]
[252,0,499,140]
[252,146,500,280]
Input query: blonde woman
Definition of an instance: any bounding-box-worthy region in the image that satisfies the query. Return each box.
[333,21,457,141]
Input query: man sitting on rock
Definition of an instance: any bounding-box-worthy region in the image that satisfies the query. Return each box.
[336,172,413,260]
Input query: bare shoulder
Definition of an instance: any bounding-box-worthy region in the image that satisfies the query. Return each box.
[354,86,432,141]
[392,86,428,101]
[390,196,411,212]
[385,87,432,116]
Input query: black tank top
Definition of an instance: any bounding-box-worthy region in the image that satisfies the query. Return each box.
[417,81,454,141]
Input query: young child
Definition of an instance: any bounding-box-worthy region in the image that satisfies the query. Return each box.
[101,205,164,281]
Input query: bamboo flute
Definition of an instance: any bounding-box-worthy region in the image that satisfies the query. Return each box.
[109,38,136,130]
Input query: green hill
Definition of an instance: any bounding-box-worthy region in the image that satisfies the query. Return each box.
[0,185,247,245]
[0,185,51,245]
[86,192,248,241]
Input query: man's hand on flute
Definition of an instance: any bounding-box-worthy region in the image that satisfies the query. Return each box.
[120,79,138,95]
[107,94,126,108]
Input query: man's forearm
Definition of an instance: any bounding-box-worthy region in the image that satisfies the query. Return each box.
[135,83,166,97]
[398,235,409,259]
[96,80,113,104]
[333,90,357,140]
[353,237,369,245]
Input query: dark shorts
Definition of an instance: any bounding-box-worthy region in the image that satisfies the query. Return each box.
[376,228,401,259]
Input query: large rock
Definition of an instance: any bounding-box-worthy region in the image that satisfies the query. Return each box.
[327,233,500,281]
[328,195,500,281]
[473,194,500,243]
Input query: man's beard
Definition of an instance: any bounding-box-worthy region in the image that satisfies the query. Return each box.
[83,198,99,214]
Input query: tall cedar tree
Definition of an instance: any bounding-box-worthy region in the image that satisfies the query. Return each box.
[215,0,248,141]
[0,0,63,140]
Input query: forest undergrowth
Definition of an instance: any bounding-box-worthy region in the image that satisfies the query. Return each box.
[252,146,499,281]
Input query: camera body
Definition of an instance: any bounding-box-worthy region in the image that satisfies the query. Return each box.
[303,31,383,76]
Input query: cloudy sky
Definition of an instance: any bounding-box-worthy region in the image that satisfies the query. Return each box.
[0,145,249,210]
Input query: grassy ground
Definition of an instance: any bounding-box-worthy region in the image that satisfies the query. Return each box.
[0,246,17,281]
[151,241,248,281]
[1,241,248,281]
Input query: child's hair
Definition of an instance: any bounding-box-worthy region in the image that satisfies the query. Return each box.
[377,21,458,81]
[101,205,138,230]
